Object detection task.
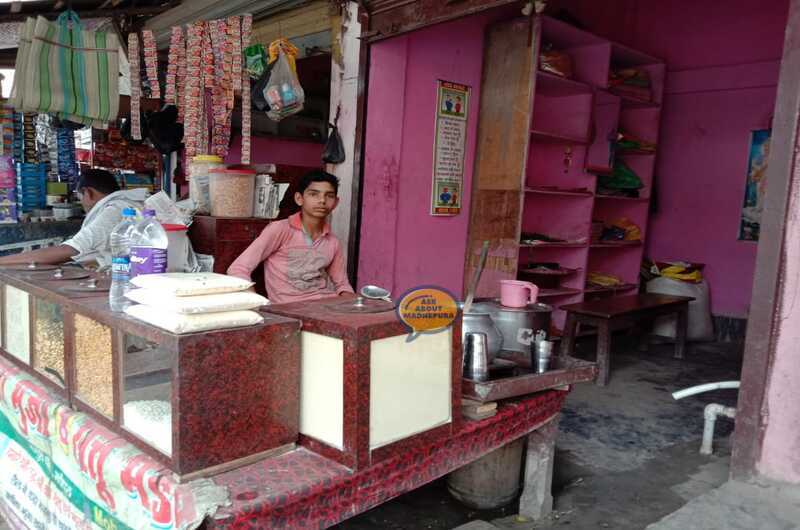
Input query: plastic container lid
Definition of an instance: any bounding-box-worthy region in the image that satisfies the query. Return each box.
[161,223,188,232]
[192,155,224,163]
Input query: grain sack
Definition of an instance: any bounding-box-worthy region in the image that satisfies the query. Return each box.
[130,272,253,296]
[125,304,263,334]
[126,288,268,314]
[646,277,714,342]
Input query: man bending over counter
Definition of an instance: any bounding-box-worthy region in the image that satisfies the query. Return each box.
[0,169,147,268]
[228,170,354,303]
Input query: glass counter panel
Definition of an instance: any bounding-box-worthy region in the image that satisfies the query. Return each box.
[122,333,174,455]
[4,285,31,364]
[74,314,114,418]
[32,298,65,386]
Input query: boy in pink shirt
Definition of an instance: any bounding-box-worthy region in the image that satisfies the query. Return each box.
[227,170,355,304]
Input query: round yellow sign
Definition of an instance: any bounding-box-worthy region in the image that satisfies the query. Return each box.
[396,286,458,340]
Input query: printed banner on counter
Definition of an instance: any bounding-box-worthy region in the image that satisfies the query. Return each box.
[431,80,470,216]
[0,360,228,530]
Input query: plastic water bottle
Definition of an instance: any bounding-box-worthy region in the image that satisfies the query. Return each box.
[109,208,138,312]
[130,209,169,277]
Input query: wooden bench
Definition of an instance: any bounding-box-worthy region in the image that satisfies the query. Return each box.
[559,294,694,386]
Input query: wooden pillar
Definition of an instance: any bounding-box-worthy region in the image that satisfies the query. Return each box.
[731,0,800,480]
[519,415,558,519]
[328,1,367,284]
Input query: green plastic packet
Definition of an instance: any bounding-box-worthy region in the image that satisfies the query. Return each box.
[245,44,267,79]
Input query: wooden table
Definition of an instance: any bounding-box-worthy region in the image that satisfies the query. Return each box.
[560,294,694,386]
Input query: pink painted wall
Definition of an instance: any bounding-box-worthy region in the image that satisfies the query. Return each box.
[553,0,789,317]
[358,12,505,297]
[226,134,323,167]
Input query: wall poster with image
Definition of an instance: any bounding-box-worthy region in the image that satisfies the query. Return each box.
[739,129,771,241]
[431,80,470,216]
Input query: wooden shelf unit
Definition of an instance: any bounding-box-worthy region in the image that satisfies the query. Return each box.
[464,15,664,329]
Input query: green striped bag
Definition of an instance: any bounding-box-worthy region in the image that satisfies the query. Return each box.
[16,11,119,126]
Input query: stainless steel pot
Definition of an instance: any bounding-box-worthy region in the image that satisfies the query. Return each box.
[471,299,552,355]
[460,308,504,363]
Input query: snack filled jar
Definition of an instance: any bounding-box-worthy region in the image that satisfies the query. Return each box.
[208,168,256,218]
[188,155,224,215]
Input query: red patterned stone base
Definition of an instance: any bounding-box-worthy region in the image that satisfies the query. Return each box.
[208,390,567,529]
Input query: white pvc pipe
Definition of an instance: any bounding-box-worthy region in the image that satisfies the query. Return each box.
[700,403,737,455]
[672,381,740,401]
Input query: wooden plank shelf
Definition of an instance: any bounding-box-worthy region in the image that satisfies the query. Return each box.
[525,186,594,197]
[616,148,656,156]
[584,283,638,294]
[530,129,590,145]
[462,354,598,403]
[595,195,650,202]
[535,71,593,97]
[538,287,584,298]
[519,266,581,276]
[520,242,588,249]
[590,241,643,248]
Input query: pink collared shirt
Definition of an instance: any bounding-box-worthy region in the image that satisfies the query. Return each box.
[227,212,354,304]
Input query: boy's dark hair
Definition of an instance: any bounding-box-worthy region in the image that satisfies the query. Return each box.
[298,170,339,194]
[76,168,120,195]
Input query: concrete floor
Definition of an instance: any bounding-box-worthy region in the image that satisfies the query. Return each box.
[0,335,745,530]
[335,334,743,530]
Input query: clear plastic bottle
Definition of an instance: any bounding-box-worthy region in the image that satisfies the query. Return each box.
[109,208,138,312]
[130,209,169,277]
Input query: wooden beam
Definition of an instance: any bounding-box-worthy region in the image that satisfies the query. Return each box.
[0,4,176,23]
[731,0,800,480]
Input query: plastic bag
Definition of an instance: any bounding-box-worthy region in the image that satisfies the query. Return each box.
[539,47,573,78]
[323,124,345,164]
[263,49,304,122]
[130,272,253,296]
[126,288,269,314]
[245,44,267,79]
[125,304,263,334]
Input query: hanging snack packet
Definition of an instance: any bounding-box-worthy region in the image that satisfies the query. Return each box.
[245,44,267,79]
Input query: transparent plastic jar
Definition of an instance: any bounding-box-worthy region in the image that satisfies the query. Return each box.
[209,168,256,218]
[188,155,224,215]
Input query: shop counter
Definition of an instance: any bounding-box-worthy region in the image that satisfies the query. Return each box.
[0,266,301,478]
[265,297,463,470]
[207,389,566,529]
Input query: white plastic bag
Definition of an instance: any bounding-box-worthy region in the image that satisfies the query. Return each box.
[130,272,253,296]
[126,288,269,314]
[125,304,263,334]
[647,277,714,342]
[263,49,304,122]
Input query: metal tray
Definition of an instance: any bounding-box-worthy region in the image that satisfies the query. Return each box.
[462,353,597,403]
[0,263,59,272]
[26,268,91,281]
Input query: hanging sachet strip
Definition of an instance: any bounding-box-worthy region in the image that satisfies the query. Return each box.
[165,26,182,105]
[183,22,204,158]
[209,19,227,157]
[128,32,141,140]
[142,30,160,99]
[231,16,242,93]
[241,14,252,164]
[176,26,187,121]
[203,27,215,90]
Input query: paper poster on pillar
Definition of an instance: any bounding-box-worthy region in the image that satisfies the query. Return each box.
[431,80,470,216]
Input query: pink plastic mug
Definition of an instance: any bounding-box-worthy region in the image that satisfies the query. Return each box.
[500,280,539,308]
